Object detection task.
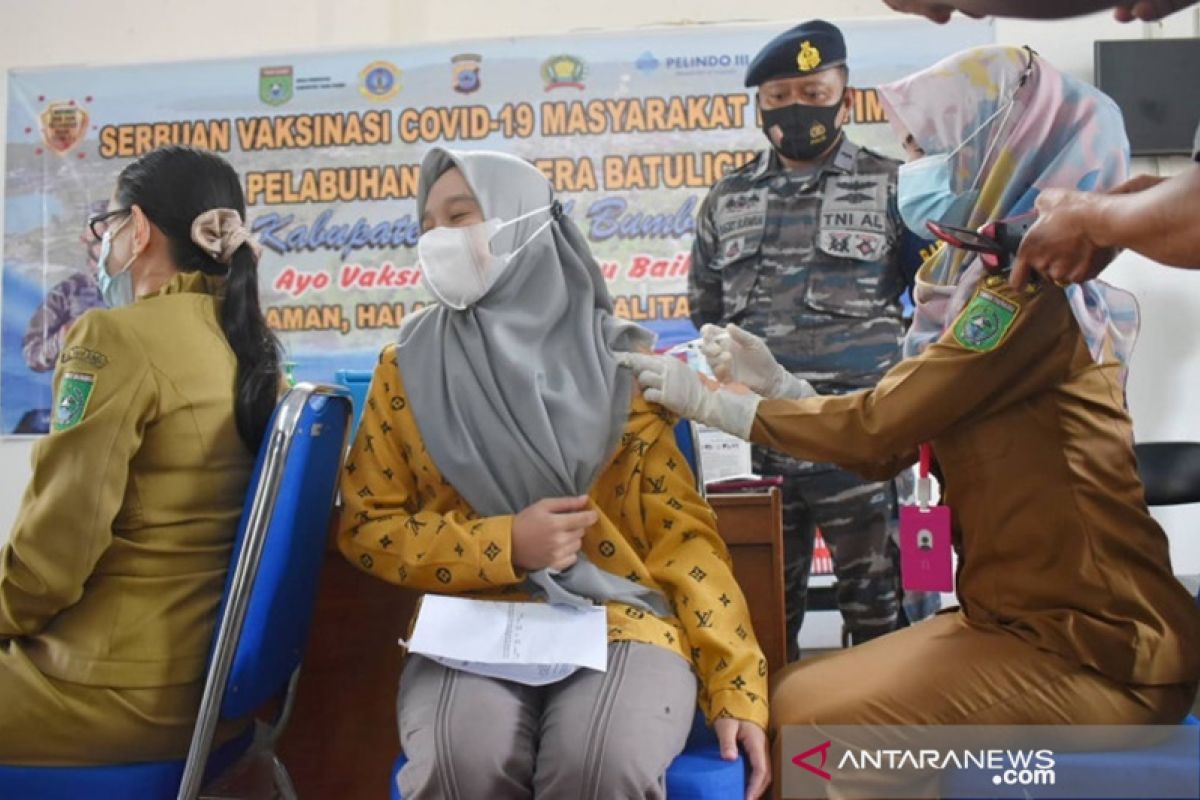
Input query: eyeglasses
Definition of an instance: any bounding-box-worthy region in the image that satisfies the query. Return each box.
[87,208,130,241]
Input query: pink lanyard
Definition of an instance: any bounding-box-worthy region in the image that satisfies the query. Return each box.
[917,443,933,510]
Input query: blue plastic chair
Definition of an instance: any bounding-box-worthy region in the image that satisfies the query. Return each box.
[674,417,707,496]
[335,368,373,437]
[941,441,1200,797]
[389,417,743,799]
[0,383,352,800]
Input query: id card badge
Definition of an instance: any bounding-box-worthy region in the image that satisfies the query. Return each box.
[899,445,954,593]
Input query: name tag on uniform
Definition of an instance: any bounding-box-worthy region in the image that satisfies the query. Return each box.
[900,505,953,592]
[899,445,954,592]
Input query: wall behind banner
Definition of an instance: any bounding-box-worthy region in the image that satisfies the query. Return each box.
[2,1,1200,581]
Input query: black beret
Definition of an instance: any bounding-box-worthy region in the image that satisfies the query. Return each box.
[744,19,847,88]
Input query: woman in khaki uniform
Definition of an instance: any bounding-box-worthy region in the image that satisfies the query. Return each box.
[0,146,280,764]
[626,45,1200,736]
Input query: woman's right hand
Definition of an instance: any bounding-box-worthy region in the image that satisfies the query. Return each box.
[701,323,777,394]
[511,496,597,572]
[700,324,817,401]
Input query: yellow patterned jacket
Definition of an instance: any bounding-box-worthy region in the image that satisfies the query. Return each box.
[338,344,769,729]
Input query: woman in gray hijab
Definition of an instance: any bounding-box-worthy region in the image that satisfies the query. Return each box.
[337,148,771,800]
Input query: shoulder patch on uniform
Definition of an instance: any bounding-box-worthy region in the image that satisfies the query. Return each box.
[953,289,1019,353]
[855,145,902,169]
[60,345,108,369]
[53,371,96,432]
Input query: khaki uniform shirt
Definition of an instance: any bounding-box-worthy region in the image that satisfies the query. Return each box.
[751,276,1200,686]
[0,271,252,688]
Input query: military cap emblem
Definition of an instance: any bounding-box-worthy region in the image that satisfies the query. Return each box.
[797,40,822,72]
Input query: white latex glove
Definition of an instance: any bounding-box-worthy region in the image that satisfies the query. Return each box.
[699,323,817,401]
[620,353,760,440]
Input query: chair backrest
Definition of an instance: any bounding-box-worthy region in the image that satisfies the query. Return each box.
[1135,442,1200,507]
[177,383,351,800]
[335,368,372,436]
[1134,442,1200,608]
[673,418,706,494]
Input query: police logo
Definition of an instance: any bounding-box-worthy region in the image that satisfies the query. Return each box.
[541,55,587,91]
[797,40,822,72]
[809,120,828,145]
[259,66,293,106]
[451,53,482,95]
[359,61,402,102]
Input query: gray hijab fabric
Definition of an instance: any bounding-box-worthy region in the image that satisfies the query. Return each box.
[397,147,667,616]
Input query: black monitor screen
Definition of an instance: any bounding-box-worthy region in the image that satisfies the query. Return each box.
[1095,38,1200,157]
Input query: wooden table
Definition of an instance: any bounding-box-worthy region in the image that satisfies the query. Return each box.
[709,489,786,675]
[278,489,785,797]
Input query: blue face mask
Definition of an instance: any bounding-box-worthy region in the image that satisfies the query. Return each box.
[896,97,1016,238]
[96,217,136,308]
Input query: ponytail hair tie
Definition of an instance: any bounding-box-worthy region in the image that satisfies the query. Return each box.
[191,208,262,265]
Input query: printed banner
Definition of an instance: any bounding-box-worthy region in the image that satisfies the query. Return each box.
[2,18,993,434]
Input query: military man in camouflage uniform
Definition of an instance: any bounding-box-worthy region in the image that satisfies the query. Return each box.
[689,20,930,658]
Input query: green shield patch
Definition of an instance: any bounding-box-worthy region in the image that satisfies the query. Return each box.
[953,290,1019,353]
[259,66,293,106]
[53,371,96,432]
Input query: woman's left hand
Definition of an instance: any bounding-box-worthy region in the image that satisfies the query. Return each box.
[713,717,771,800]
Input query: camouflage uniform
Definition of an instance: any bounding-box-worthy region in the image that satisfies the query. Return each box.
[689,139,926,658]
[22,272,104,373]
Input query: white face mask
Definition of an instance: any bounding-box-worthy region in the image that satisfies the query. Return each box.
[418,204,554,310]
[96,216,137,308]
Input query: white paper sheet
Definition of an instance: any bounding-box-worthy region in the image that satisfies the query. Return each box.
[698,424,756,482]
[402,595,608,686]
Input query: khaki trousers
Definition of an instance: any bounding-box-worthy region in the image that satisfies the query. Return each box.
[771,612,1196,798]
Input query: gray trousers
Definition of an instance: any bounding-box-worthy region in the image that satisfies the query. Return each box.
[396,641,697,800]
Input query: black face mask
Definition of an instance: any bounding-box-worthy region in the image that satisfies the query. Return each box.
[760,95,845,162]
